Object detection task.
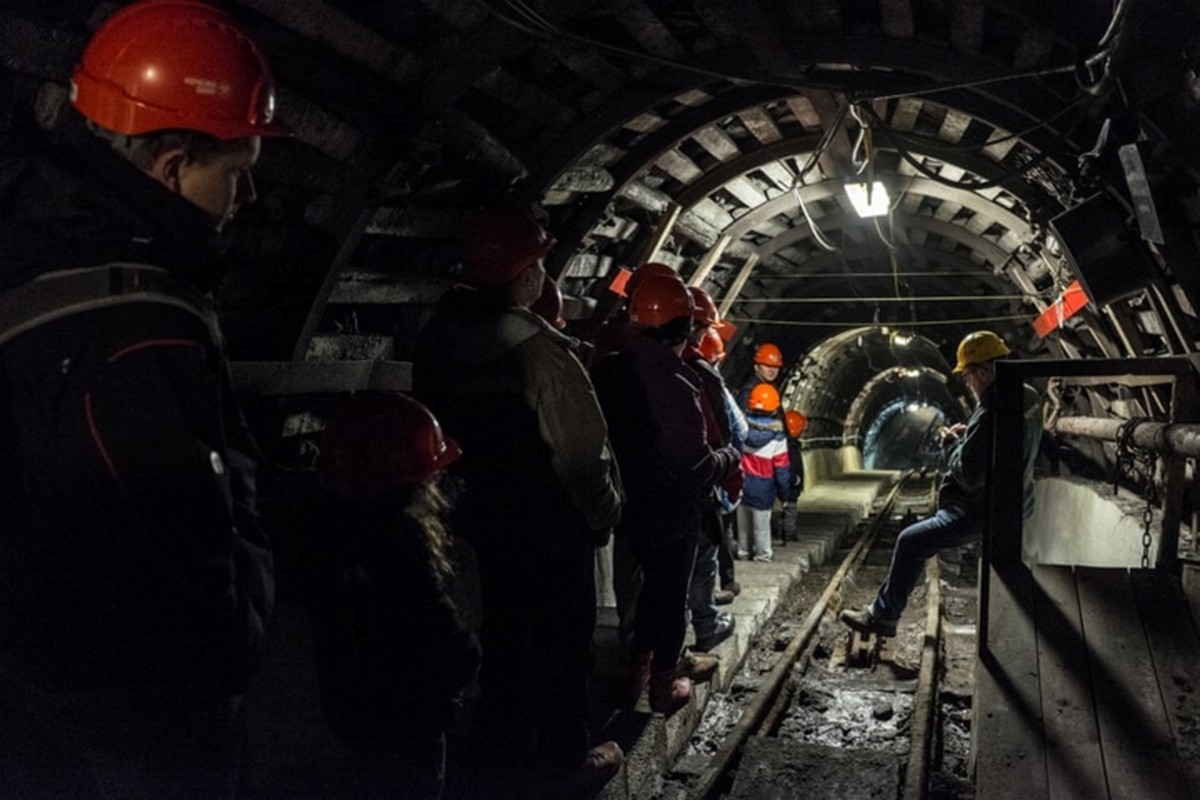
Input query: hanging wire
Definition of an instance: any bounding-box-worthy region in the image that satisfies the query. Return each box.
[794,188,839,252]
[724,313,1033,327]
[477,0,850,91]
[719,294,1030,303]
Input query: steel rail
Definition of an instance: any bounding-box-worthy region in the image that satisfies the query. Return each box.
[688,473,911,800]
[903,557,943,800]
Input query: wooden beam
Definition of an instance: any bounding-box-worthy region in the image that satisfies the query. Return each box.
[738,107,783,145]
[614,0,687,60]
[717,253,760,318]
[881,0,915,39]
[641,203,682,264]
[951,0,986,54]
[239,0,424,84]
[694,0,791,74]
[688,235,732,287]
[231,360,412,396]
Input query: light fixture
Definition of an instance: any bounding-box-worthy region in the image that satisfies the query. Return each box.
[845,180,890,218]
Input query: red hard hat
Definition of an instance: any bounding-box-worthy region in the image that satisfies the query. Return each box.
[71,0,289,140]
[785,410,808,438]
[624,262,678,300]
[690,286,719,326]
[629,273,694,328]
[754,343,784,368]
[698,325,725,364]
[530,275,566,329]
[461,207,555,287]
[748,383,781,413]
[318,393,461,502]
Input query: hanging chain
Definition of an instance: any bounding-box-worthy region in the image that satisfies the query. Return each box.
[1114,417,1157,569]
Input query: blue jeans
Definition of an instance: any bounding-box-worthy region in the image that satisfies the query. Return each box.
[871,506,980,621]
[688,534,719,638]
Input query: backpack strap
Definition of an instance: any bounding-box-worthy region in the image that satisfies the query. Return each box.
[0,263,222,351]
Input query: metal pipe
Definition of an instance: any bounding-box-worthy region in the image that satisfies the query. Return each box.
[1052,416,1200,458]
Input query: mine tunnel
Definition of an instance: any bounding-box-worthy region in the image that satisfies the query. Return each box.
[2,1,1200,798]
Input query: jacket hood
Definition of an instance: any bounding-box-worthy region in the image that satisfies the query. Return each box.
[426,285,558,366]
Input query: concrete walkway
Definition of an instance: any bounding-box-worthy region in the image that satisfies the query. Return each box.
[594,469,898,799]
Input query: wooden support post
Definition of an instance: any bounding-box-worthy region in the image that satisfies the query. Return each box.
[717,252,759,319]
[687,234,731,287]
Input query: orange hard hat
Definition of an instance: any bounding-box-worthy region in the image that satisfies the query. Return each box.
[624,262,678,300]
[629,273,693,328]
[318,393,461,501]
[748,383,781,413]
[785,410,808,438]
[754,343,784,368]
[71,0,289,140]
[698,325,725,364]
[461,207,555,287]
[530,275,566,329]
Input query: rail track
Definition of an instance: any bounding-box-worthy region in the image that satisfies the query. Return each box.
[663,470,972,800]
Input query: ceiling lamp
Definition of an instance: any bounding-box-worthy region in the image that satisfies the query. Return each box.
[845,180,890,218]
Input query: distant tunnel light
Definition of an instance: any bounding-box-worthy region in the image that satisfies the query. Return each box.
[846,181,890,218]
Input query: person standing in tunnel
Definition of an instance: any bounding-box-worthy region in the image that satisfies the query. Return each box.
[738,383,792,563]
[0,2,283,797]
[311,393,480,800]
[682,287,741,653]
[736,341,785,409]
[697,328,749,603]
[841,330,1043,637]
[591,274,741,716]
[412,205,624,797]
[780,410,808,544]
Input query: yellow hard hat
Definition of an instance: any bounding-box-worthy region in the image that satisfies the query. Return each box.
[953,330,1011,373]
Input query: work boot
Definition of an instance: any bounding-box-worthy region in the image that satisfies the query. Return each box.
[713,588,736,605]
[839,605,898,637]
[648,666,692,716]
[677,652,720,684]
[722,580,741,597]
[545,741,624,798]
[625,651,653,707]
[693,613,735,652]
[579,741,623,785]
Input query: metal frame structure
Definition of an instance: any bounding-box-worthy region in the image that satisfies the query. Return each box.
[982,356,1198,653]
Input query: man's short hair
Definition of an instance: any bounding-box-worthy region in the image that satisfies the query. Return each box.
[88,122,228,170]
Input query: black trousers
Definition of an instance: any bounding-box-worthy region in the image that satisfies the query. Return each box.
[471,526,597,790]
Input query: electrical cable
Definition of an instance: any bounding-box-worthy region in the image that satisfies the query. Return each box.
[478,0,850,91]
[794,188,839,253]
[726,313,1033,327]
[720,294,1031,303]
[481,0,1084,106]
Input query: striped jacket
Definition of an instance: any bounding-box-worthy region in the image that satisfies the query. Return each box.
[741,411,791,510]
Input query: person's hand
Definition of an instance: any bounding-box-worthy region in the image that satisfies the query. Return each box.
[940,423,967,444]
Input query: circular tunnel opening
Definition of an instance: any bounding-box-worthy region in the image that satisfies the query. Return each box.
[862,398,950,470]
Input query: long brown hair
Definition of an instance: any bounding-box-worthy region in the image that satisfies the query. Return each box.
[398,477,455,577]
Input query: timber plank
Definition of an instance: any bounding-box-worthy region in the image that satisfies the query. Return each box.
[1031,566,1106,799]
[1131,570,1200,799]
[972,560,1047,799]
[1076,568,1190,799]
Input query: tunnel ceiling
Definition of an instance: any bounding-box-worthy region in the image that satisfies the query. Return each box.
[4,1,1200,414]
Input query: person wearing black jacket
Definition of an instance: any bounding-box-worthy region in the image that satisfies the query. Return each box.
[413,206,624,798]
[0,2,285,796]
[841,331,1042,637]
[592,275,740,717]
[313,393,480,800]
